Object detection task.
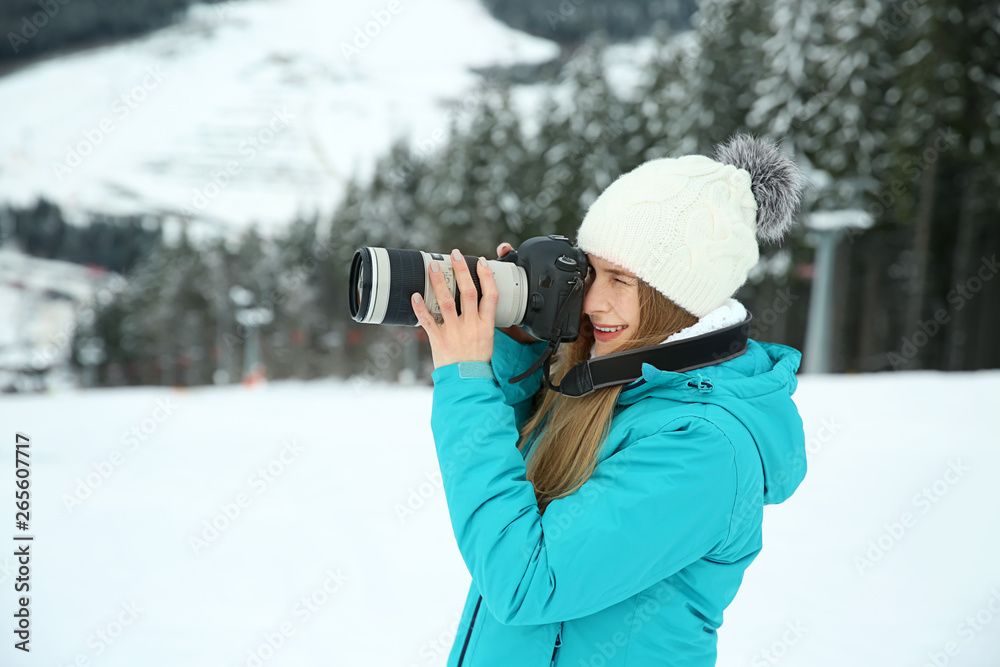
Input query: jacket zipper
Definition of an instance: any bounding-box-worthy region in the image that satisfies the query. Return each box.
[624,378,646,392]
[456,594,482,667]
[456,596,563,667]
[550,622,563,666]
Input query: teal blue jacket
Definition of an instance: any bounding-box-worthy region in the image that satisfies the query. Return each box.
[428,327,807,666]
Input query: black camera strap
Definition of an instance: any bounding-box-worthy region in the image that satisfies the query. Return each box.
[508,276,585,387]
[509,303,754,398]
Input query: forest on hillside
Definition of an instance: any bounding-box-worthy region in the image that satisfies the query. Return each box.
[2,0,997,386]
[0,0,214,62]
[1,0,691,64]
[478,0,697,44]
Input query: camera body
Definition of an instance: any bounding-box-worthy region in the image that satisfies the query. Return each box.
[349,234,589,345]
[495,234,588,343]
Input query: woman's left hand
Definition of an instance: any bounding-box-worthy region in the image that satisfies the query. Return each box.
[411,248,499,370]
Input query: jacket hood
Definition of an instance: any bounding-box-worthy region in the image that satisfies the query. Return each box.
[616,339,807,505]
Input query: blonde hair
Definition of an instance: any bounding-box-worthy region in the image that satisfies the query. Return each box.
[516,279,699,515]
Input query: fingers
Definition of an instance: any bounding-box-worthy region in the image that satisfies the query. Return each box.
[476,255,499,323]
[410,290,438,341]
[449,248,479,319]
[425,253,457,325]
[419,249,498,329]
[497,242,513,258]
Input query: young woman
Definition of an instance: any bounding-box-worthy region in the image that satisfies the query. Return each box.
[410,134,808,666]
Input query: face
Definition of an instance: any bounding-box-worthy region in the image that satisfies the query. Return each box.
[582,253,640,357]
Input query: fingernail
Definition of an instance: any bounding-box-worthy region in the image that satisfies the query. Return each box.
[412,293,421,303]
[479,256,487,267]
[451,248,461,261]
[430,262,440,273]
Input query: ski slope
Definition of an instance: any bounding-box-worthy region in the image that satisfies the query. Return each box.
[0,369,998,666]
[0,0,558,234]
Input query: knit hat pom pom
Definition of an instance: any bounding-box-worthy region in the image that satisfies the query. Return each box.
[713,133,804,245]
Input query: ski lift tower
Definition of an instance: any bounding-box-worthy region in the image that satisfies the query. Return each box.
[803,210,874,373]
[230,286,273,386]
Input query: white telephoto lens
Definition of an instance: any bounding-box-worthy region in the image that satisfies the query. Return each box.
[420,252,527,328]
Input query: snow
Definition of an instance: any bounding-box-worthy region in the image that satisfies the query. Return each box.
[0,0,559,236]
[1,370,998,665]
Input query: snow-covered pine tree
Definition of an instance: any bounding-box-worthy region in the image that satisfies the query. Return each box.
[686,0,771,151]
[449,78,530,255]
[887,0,1000,369]
[748,0,893,213]
[518,89,576,238]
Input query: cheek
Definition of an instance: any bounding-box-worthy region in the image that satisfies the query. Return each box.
[626,293,640,325]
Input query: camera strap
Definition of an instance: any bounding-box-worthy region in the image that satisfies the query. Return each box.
[510,306,754,399]
[508,276,586,388]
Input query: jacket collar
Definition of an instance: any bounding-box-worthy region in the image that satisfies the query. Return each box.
[610,298,801,405]
[616,338,801,403]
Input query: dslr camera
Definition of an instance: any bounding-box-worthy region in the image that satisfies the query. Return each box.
[349,234,589,344]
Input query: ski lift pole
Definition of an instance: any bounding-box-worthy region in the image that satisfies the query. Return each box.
[803,210,873,374]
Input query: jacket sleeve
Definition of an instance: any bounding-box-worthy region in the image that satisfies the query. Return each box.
[490,328,549,430]
[429,360,738,626]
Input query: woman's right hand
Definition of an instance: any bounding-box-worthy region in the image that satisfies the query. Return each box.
[495,242,540,344]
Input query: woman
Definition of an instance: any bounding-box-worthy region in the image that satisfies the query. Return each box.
[410,134,808,666]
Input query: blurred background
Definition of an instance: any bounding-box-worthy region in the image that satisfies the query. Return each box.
[0,0,998,666]
[1,0,996,389]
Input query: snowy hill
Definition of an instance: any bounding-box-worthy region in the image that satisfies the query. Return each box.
[0,0,558,234]
[0,370,998,665]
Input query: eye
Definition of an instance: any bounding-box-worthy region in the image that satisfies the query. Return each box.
[615,278,628,284]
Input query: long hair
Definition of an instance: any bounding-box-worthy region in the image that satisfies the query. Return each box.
[516,279,699,515]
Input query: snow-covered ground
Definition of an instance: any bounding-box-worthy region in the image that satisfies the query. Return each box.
[0,370,998,666]
[0,0,558,234]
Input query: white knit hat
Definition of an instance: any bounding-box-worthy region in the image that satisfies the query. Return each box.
[575,134,804,319]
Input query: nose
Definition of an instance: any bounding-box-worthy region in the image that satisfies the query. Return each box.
[582,277,609,317]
